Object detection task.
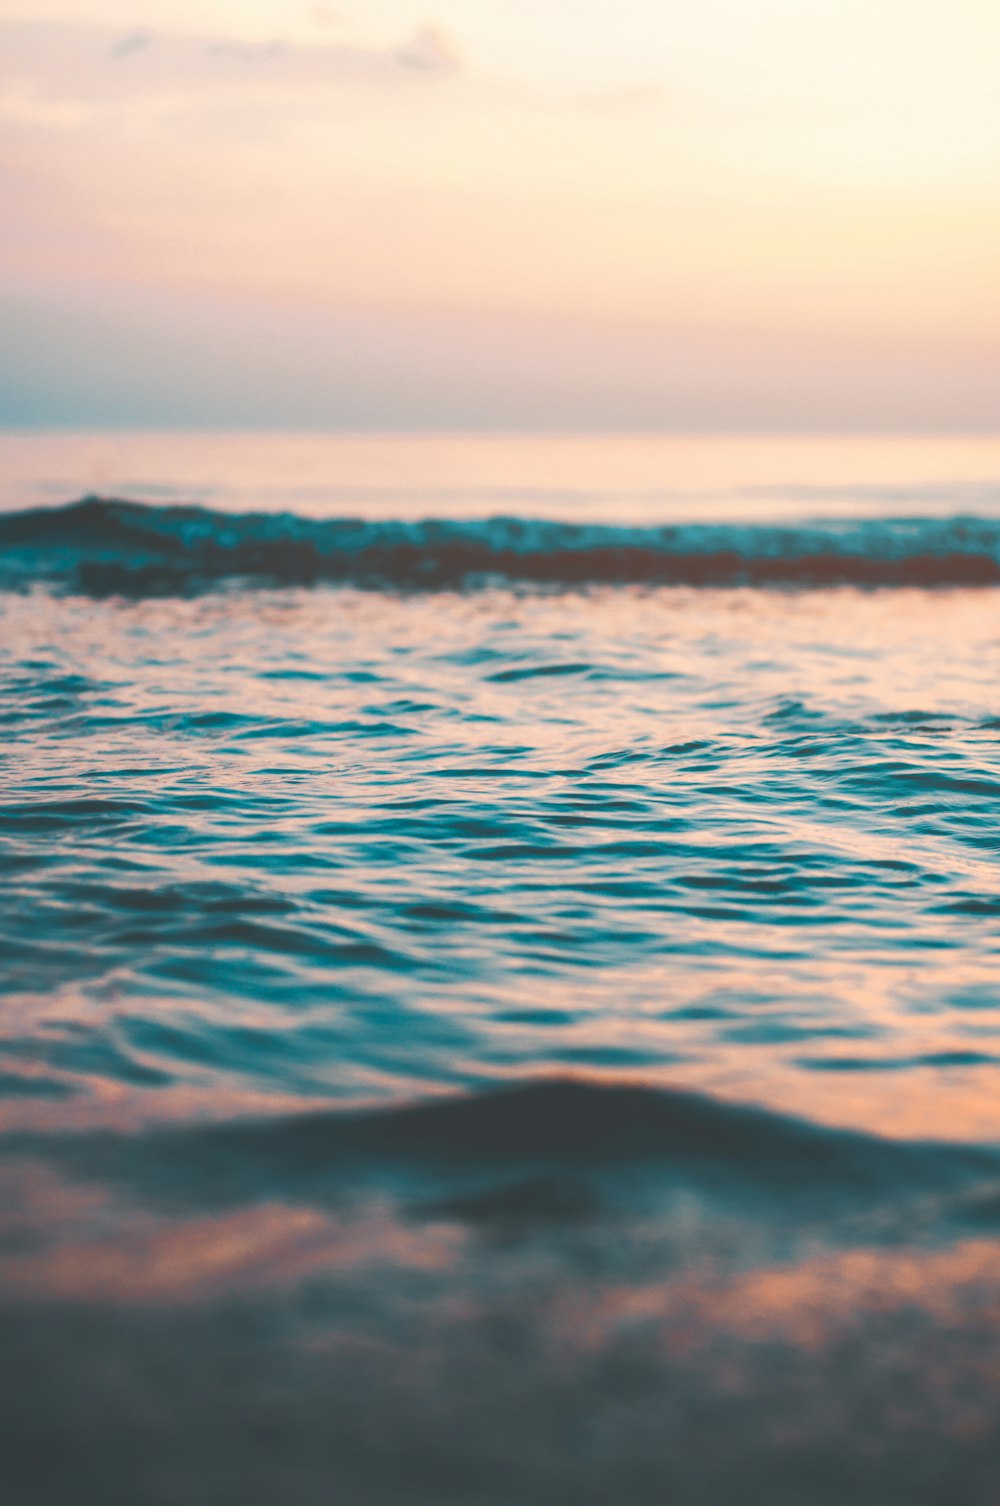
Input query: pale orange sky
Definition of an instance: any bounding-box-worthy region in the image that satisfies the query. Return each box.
[2,0,999,428]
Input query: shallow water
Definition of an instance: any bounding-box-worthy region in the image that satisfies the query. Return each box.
[2,576,1000,1140]
[2,434,999,1504]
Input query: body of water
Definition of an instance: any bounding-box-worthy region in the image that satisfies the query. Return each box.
[2,432,999,1505]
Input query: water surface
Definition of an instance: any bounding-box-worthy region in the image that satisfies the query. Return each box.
[2,433,999,1505]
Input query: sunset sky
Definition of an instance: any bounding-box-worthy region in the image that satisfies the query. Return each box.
[2,0,999,429]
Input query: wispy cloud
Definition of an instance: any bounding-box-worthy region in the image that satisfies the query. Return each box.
[109,30,154,60]
[0,17,462,125]
[395,26,460,74]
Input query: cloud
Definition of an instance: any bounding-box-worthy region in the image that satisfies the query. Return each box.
[202,40,290,64]
[396,26,460,75]
[0,18,462,120]
[109,30,153,60]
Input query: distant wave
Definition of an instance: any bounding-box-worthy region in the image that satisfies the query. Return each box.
[3,496,1000,593]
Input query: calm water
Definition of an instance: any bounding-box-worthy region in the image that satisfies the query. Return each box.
[2,433,999,1505]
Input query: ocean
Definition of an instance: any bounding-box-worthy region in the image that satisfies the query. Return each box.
[1,432,999,1504]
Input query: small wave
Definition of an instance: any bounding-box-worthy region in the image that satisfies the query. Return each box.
[152,1079,996,1192]
[2,497,1000,594]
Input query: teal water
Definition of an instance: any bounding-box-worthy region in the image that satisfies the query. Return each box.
[2,435,999,1505]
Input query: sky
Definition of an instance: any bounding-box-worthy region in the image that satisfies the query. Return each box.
[2,0,999,430]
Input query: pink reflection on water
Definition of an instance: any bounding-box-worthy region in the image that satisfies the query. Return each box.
[557,1237,1000,1368]
[0,1161,463,1304]
[3,579,999,1144]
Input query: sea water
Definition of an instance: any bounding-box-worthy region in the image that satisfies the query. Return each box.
[1,433,999,1505]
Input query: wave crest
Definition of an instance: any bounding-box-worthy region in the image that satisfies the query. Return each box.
[2,496,1000,593]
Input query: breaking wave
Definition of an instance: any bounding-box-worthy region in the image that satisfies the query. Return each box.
[3,496,1000,593]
